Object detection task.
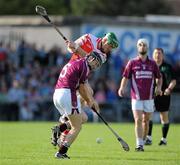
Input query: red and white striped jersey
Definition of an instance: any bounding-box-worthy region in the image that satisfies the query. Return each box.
[70,34,107,63]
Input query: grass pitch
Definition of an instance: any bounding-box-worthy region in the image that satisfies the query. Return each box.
[0,122,180,165]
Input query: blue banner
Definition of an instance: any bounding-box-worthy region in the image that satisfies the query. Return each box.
[81,24,180,64]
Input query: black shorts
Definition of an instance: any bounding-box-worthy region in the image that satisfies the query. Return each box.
[154,95,171,112]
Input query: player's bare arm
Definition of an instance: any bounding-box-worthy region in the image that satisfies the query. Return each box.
[79,83,99,112]
[118,77,128,97]
[79,83,95,105]
[66,40,87,57]
[76,47,87,57]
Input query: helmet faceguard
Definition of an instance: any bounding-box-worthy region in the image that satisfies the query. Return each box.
[87,52,103,71]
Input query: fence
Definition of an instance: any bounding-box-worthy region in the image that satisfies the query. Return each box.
[0,93,179,123]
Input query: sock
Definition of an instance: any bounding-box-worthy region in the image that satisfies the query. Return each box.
[59,123,68,132]
[162,123,169,139]
[148,120,153,136]
[59,130,70,144]
[58,145,68,154]
[58,142,70,154]
[136,138,144,147]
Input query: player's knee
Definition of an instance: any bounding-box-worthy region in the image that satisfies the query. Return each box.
[71,124,82,133]
[81,113,88,124]
[135,118,142,125]
[161,118,169,124]
[142,118,149,125]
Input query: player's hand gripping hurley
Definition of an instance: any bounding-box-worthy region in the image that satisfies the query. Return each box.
[92,108,130,151]
[35,5,67,41]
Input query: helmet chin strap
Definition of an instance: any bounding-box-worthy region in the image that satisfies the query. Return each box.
[87,59,99,71]
[87,57,95,71]
[88,64,92,70]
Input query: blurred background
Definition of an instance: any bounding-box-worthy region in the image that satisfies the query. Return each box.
[0,0,179,123]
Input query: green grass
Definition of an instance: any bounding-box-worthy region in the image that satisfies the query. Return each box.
[0,122,180,165]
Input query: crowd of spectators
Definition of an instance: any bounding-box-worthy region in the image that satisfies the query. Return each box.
[0,40,179,121]
[0,40,123,121]
[0,40,69,120]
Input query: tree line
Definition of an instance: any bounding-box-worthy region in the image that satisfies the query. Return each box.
[0,0,172,16]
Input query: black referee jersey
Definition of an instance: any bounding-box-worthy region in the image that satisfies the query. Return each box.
[154,62,176,112]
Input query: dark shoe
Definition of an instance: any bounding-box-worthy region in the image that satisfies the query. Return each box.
[144,138,152,145]
[55,152,70,159]
[135,145,144,152]
[159,140,167,146]
[51,125,60,146]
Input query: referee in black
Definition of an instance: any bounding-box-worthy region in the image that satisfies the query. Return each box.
[145,48,176,145]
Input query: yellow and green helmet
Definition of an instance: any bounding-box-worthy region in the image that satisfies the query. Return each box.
[104,32,119,48]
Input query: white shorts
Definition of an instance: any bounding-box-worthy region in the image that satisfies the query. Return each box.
[53,89,81,116]
[131,99,154,113]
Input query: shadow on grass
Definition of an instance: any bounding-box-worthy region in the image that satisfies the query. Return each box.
[72,155,123,160]
[126,158,177,161]
[73,155,178,162]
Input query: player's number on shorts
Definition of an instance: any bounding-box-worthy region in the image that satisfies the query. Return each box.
[60,63,71,78]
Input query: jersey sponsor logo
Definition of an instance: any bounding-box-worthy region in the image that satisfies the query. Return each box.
[135,70,152,79]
